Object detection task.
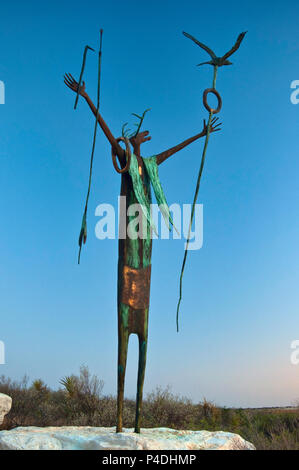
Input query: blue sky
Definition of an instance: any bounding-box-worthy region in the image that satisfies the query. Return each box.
[1,0,299,407]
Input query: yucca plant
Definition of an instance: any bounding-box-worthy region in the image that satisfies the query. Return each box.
[59,376,79,398]
[32,379,49,393]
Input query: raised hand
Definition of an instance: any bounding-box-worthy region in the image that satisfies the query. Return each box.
[64,72,126,164]
[202,117,222,135]
[64,73,87,98]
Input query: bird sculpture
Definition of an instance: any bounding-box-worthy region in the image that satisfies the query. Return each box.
[182,31,247,67]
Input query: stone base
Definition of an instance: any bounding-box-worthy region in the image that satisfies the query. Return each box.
[0,393,12,425]
[0,426,255,450]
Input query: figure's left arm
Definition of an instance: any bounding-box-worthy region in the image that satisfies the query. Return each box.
[156,117,221,165]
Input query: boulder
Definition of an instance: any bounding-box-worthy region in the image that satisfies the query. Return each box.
[0,426,255,450]
[0,393,12,425]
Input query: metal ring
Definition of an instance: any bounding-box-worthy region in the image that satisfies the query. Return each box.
[203,88,222,115]
[111,137,132,174]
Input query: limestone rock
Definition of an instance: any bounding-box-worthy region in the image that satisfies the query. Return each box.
[0,426,255,450]
[0,393,12,425]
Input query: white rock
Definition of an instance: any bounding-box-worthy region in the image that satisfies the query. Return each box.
[0,426,255,450]
[0,393,12,425]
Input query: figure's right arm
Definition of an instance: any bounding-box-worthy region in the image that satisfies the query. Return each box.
[64,73,125,165]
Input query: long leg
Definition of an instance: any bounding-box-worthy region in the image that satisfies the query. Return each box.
[117,304,130,433]
[135,333,148,433]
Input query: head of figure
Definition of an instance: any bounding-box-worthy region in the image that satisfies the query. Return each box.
[129,130,151,154]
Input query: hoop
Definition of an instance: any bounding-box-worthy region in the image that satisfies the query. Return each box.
[111,137,132,174]
[203,88,222,115]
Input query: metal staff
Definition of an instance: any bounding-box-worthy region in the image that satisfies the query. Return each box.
[176,31,247,332]
[74,45,94,110]
[78,29,103,264]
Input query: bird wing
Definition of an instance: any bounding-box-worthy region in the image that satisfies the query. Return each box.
[197,61,213,67]
[182,31,216,59]
[221,32,247,60]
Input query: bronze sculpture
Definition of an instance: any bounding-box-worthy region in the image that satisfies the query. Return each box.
[64,71,219,432]
[64,29,246,433]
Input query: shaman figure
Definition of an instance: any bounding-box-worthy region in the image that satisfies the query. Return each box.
[64,73,220,432]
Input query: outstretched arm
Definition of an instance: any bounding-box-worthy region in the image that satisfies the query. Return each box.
[64,73,125,165]
[156,117,221,165]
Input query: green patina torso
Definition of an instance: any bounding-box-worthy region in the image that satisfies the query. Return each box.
[119,155,153,270]
[118,153,174,270]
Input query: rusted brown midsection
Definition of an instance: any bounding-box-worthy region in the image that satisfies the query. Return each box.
[119,264,151,310]
[128,307,147,336]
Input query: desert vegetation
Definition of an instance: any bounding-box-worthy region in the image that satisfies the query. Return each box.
[0,366,298,450]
